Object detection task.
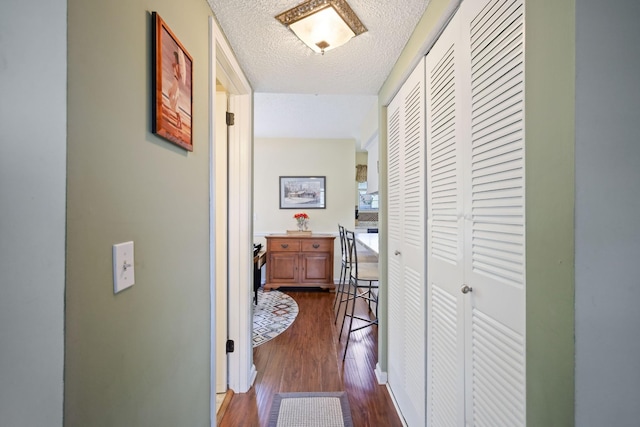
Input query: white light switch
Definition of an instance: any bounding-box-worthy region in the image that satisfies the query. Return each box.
[113,241,135,293]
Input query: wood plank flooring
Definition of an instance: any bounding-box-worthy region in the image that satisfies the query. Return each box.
[218,289,403,427]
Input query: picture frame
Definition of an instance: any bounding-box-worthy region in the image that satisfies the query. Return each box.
[279,176,326,209]
[152,12,194,151]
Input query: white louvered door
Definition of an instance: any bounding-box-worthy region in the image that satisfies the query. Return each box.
[387,58,426,427]
[426,10,465,427]
[426,0,526,425]
[464,0,526,424]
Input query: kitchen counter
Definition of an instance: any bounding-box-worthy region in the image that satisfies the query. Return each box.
[356,233,378,255]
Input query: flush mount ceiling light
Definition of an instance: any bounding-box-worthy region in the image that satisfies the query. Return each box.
[275,0,367,55]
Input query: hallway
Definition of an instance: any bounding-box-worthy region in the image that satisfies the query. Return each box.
[219,289,402,426]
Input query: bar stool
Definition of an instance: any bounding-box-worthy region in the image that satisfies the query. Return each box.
[340,229,379,360]
[333,224,350,322]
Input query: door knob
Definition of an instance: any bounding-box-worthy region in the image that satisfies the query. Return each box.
[461,284,472,294]
[394,250,401,256]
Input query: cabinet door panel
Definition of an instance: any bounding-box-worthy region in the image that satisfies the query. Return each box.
[300,253,331,283]
[268,253,299,283]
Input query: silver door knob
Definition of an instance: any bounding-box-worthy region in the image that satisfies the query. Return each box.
[394,250,401,256]
[461,285,472,294]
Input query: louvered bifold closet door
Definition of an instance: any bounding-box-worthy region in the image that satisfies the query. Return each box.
[426,0,526,425]
[425,10,465,427]
[463,0,526,425]
[386,58,427,427]
[387,84,403,414]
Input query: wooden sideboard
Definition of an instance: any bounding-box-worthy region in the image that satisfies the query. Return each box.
[265,234,336,290]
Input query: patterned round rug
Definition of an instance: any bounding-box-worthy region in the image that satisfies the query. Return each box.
[253,289,299,347]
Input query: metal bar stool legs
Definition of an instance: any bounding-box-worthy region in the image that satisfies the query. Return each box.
[340,229,379,360]
[334,225,350,323]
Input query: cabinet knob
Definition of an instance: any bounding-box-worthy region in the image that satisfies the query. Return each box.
[281,243,289,248]
[312,243,320,249]
[394,250,401,256]
[461,284,473,294]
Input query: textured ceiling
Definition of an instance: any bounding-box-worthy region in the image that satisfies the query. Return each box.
[207,0,428,95]
[207,1,428,141]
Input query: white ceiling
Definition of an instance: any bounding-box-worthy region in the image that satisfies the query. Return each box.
[254,93,377,142]
[207,0,428,141]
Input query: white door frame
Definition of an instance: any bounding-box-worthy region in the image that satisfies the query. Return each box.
[209,16,255,426]
[214,91,228,394]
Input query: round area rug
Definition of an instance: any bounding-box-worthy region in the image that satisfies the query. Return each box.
[253,289,299,347]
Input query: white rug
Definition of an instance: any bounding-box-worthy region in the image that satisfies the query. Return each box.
[253,289,299,347]
[268,392,353,427]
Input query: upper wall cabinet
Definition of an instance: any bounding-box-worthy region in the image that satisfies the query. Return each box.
[364,136,379,194]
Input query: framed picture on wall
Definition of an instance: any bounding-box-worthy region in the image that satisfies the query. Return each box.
[279,176,326,209]
[152,12,194,151]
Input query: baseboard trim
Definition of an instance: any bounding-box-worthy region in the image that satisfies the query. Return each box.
[385,382,408,427]
[216,389,234,425]
[249,363,258,387]
[375,362,388,384]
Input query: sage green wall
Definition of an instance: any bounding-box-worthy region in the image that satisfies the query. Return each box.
[66,0,213,426]
[0,0,66,425]
[525,1,575,425]
[253,138,356,278]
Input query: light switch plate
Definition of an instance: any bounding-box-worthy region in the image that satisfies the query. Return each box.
[113,241,135,293]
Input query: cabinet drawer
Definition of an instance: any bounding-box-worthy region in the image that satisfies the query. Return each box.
[301,239,332,252]
[268,238,301,252]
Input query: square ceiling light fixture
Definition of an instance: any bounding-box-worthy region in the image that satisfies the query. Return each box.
[275,0,367,54]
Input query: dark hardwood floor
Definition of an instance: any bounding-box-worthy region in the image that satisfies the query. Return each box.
[219,289,403,427]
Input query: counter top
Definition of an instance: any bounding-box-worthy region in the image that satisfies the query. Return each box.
[356,233,378,255]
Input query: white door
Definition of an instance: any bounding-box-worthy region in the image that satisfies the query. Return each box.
[463,0,526,424]
[387,58,427,427]
[425,9,466,426]
[426,0,526,425]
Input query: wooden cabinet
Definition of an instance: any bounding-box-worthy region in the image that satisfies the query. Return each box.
[265,234,335,290]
